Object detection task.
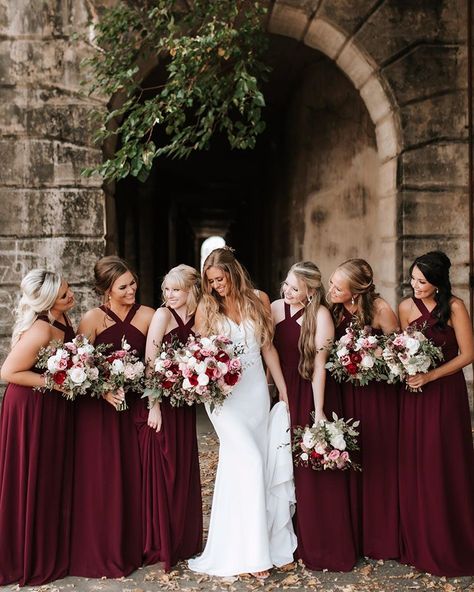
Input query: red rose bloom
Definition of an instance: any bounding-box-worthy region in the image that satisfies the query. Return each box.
[216,351,230,363]
[163,379,174,389]
[189,374,199,387]
[347,363,358,375]
[53,371,67,385]
[224,372,239,386]
[310,450,322,459]
[351,353,362,364]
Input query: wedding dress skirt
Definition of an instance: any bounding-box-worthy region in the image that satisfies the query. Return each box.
[188,320,296,577]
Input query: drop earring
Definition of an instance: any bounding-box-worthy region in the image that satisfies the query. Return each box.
[351,296,355,306]
[307,294,313,305]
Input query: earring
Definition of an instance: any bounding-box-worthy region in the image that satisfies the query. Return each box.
[351,296,355,306]
[435,288,439,295]
[307,295,313,305]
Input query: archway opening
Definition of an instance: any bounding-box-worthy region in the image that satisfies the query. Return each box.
[114,35,381,306]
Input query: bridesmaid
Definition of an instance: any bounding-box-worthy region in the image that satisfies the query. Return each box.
[136,264,202,570]
[399,251,474,576]
[328,259,399,560]
[0,269,75,585]
[70,255,154,578]
[272,261,357,571]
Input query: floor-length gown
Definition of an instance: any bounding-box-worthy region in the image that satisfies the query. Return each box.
[336,309,399,559]
[0,316,74,586]
[274,303,357,571]
[70,304,144,578]
[134,307,202,570]
[399,297,474,576]
[188,318,296,577]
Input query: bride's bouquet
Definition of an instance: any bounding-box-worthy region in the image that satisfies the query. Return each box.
[382,325,443,391]
[325,322,387,386]
[96,337,145,410]
[36,334,104,400]
[293,413,361,471]
[146,334,243,411]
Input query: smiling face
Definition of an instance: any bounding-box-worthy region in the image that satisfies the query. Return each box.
[164,281,189,310]
[108,271,137,307]
[328,269,353,305]
[50,279,75,315]
[206,266,231,298]
[282,271,308,306]
[410,265,437,300]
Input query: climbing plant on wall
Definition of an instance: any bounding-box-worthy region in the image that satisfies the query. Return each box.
[81,0,270,182]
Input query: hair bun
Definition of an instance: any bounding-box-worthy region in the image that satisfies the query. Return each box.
[428,251,451,270]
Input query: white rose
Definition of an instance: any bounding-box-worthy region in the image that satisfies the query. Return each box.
[194,361,206,374]
[47,355,60,373]
[78,344,94,355]
[315,441,327,455]
[217,361,228,375]
[302,428,316,449]
[182,378,192,390]
[360,355,375,369]
[69,367,87,384]
[326,423,342,438]
[336,346,349,358]
[300,452,309,462]
[405,337,420,355]
[87,366,99,380]
[329,433,347,450]
[187,357,197,368]
[110,359,124,374]
[200,337,213,349]
[197,373,209,386]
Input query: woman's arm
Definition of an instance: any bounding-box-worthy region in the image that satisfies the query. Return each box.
[145,308,171,432]
[407,298,474,389]
[1,321,52,388]
[311,306,335,424]
[375,298,399,335]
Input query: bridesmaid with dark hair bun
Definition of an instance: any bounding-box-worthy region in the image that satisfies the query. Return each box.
[136,264,202,571]
[70,256,154,578]
[399,251,474,577]
[328,259,400,560]
[0,269,75,585]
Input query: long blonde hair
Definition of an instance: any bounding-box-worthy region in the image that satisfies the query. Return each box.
[287,261,326,380]
[330,259,380,328]
[162,264,201,316]
[11,269,62,346]
[200,248,273,347]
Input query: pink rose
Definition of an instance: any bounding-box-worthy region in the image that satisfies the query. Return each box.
[328,449,340,461]
[229,358,241,371]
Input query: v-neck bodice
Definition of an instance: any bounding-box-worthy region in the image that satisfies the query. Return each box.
[96,303,146,357]
[409,298,457,361]
[163,307,194,346]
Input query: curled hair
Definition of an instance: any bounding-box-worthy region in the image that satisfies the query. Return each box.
[11,269,62,346]
[94,255,138,299]
[162,264,201,316]
[329,259,380,328]
[410,250,452,327]
[288,261,326,381]
[200,248,273,347]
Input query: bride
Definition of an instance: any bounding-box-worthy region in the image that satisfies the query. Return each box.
[188,247,296,579]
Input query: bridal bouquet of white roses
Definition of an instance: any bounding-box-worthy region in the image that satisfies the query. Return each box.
[96,337,145,410]
[382,325,443,391]
[325,322,387,386]
[293,413,361,471]
[36,334,105,400]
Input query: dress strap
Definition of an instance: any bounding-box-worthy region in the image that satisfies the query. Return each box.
[124,303,140,325]
[412,297,429,317]
[100,305,122,325]
[37,314,50,323]
[52,319,68,333]
[284,302,291,320]
[100,304,140,325]
[292,307,305,322]
[168,306,185,327]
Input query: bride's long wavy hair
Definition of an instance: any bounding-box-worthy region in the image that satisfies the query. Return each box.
[200,248,273,347]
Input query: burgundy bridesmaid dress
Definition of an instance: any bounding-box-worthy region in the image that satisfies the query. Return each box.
[336,309,399,560]
[399,297,474,576]
[0,316,74,585]
[70,304,144,578]
[134,307,202,571]
[273,303,357,571]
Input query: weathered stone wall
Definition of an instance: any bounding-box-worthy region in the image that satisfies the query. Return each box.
[0,0,107,362]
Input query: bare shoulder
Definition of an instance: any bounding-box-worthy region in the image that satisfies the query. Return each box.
[138,305,156,321]
[81,307,104,324]
[316,304,333,323]
[374,297,393,313]
[152,306,172,322]
[398,297,413,314]
[450,296,468,315]
[271,298,284,311]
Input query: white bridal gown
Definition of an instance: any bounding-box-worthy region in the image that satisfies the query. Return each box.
[188,319,297,577]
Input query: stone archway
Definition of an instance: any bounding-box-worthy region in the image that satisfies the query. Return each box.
[267,4,402,306]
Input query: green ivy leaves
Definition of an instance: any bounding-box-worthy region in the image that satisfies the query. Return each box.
[81,0,270,183]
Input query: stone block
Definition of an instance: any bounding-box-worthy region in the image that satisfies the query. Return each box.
[360,75,393,124]
[271,0,321,16]
[401,142,469,189]
[0,237,105,285]
[399,91,468,149]
[378,157,398,197]
[268,3,309,41]
[304,18,347,60]
[318,0,379,38]
[0,139,54,187]
[336,41,375,90]
[375,113,401,161]
[382,45,466,106]
[0,188,105,237]
[0,285,18,336]
[402,190,469,237]
[377,193,401,240]
[354,0,467,66]
[54,142,103,188]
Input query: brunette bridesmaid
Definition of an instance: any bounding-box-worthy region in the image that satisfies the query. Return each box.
[272,261,357,571]
[70,256,154,578]
[328,259,399,560]
[399,251,474,576]
[0,270,75,585]
[136,264,202,570]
